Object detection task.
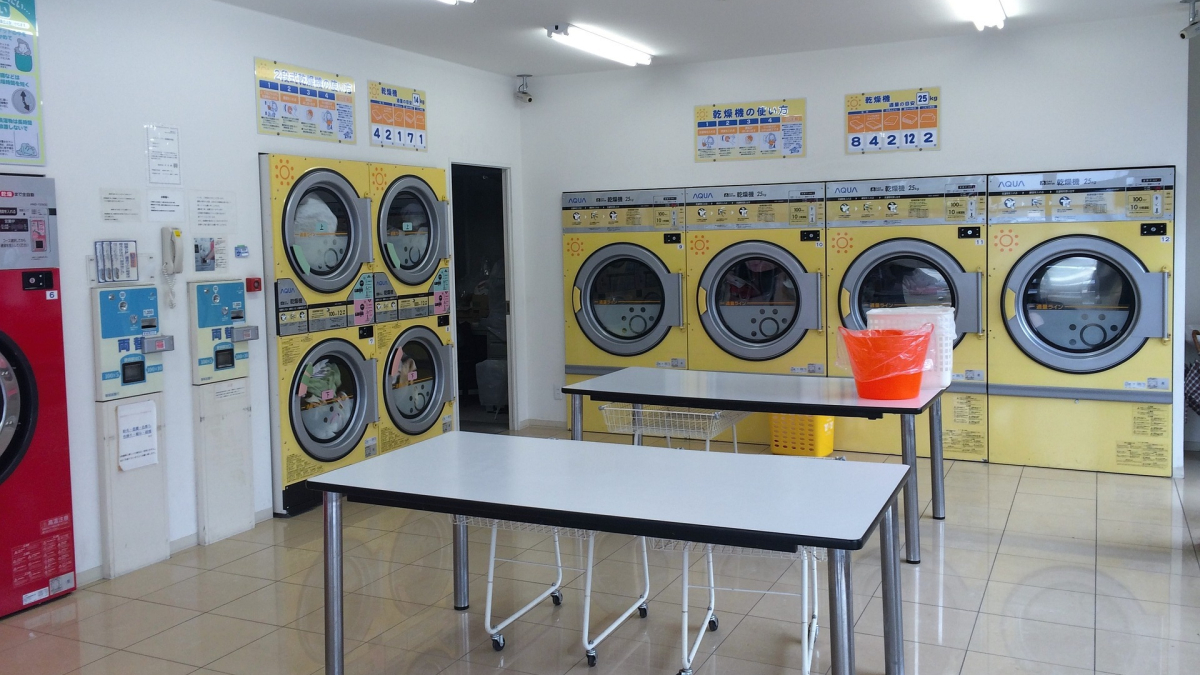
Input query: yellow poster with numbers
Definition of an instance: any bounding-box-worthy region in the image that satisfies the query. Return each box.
[255,58,356,143]
[368,80,427,151]
[845,87,939,154]
[695,99,805,162]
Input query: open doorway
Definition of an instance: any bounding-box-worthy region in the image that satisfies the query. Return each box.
[452,164,510,433]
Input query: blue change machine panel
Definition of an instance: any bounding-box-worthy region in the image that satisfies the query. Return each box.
[92,285,173,401]
[188,281,259,385]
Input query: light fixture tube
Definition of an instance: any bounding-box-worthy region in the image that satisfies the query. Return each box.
[547,23,651,66]
[967,0,1006,30]
[435,0,474,5]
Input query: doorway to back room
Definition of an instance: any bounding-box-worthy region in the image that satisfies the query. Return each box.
[452,164,510,433]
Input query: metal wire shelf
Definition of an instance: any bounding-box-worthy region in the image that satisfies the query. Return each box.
[647,538,827,562]
[599,404,750,443]
[453,515,593,541]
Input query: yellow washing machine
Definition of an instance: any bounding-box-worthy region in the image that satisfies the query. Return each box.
[367,163,452,319]
[563,188,686,435]
[260,154,378,515]
[988,167,1174,476]
[686,183,826,445]
[375,314,455,454]
[826,176,988,461]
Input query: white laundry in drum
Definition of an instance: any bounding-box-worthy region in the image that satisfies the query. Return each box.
[293,194,349,272]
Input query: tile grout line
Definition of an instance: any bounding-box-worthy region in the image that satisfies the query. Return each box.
[1093,474,1100,675]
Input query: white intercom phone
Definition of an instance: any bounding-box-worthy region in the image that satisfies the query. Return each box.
[161,226,184,308]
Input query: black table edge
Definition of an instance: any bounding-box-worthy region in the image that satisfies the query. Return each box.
[559,385,946,419]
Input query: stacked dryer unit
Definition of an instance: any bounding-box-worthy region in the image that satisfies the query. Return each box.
[562,189,686,436]
[987,167,1174,476]
[684,183,826,444]
[825,176,988,461]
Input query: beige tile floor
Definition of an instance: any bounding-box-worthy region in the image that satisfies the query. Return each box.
[4,428,1200,675]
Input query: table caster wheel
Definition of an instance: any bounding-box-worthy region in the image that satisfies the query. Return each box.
[491,635,505,651]
[638,604,648,619]
[708,615,719,632]
[586,652,597,667]
[550,590,563,606]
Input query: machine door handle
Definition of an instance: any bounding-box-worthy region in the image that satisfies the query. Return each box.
[355,198,373,264]
[697,286,708,316]
[366,359,380,423]
[816,271,824,332]
[839,288,851,321]
[1003,288,1017,321]
[572,287,582,314]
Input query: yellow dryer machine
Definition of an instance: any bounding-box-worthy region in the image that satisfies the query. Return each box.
[376,314,455,454]
[563,188,686,436]
[988,167,1174,476]
[686,183,826,444]
[260,154,378,515]
[826,176,988,461]
[367,163,452,321]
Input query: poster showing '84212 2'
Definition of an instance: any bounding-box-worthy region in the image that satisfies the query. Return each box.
[845,87,939,154]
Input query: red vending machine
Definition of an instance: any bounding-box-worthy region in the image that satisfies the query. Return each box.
[0,175,74,617]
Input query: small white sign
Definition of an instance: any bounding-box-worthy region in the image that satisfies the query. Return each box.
[117,400,158,471]
[189,191,235,229]
[147,189,185,222]
[214,379,247,401]
[100,189,142,223]
[146,125,181,185]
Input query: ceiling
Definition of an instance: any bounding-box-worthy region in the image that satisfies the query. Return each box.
[218,0,1182,77]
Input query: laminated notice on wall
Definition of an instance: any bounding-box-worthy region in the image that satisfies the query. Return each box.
[695,99,805,162]
[117,400,157,471]
[368,81,426,151]
[845,87,939,154]
[255,58,355,143]
[0,0,44,165]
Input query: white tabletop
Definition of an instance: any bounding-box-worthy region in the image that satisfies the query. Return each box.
[561,368,945,418]
[309,431,910,551]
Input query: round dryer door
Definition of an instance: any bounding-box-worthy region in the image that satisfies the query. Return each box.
[840,238,982,342]
[1002,235,1165,373]
[282,170,369,293]
[289,339,376,462]
[378,176,446,286]
[574,243,683,357]
[382,326,451,435]
[697,241,821,361]
[0,333,36,487]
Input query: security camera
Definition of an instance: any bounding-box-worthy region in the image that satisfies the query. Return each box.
[1184,1,1200,39]
[514,74,533,105]
[1182,22,1200,39]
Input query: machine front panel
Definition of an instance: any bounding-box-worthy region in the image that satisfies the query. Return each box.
[92,286,164,401]
[189,281,251,384]
[685,182,825,229]
[562,188,685,233]
[0,175,57,270]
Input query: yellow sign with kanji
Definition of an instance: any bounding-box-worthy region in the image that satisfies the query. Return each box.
[845,87,939,154]
[695,99,805,162]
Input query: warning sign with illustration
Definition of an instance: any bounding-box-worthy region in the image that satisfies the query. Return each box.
[0,1,43,165]
[695,99,805,162]
[368,81,427,151]
[845,87,939,154]
[255,58,355,143]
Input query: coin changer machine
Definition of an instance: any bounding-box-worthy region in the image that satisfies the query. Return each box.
[91,283,175,578]
[188,281,260,544]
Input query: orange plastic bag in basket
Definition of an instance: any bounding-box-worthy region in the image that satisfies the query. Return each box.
[836,324,933,400]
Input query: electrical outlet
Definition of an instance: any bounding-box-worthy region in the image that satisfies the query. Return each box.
[553,384,563,401]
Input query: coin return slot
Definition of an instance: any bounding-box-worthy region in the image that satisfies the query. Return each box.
[231,310,245,321]
[141,318,158,330]
[214,346,235,370]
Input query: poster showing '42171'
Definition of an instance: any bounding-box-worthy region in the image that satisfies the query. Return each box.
[845,87,939,154]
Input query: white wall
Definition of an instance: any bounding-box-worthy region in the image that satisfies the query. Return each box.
[519,14,1191,467]
[35,0,525,575]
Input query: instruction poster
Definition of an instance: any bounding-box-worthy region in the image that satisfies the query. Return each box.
[695,98,805,162]
[0,1,42,164]
[368,80,426,151]
[117,400,157,472]
[255,58,355,143]
[845,87,939,154]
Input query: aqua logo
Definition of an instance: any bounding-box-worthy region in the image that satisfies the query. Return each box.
[692,192,714,200]
[567,197,586,204]
[832,187,858,194]
[994,180,1025,189]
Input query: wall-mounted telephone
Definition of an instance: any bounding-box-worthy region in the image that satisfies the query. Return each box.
[161,227,184,308]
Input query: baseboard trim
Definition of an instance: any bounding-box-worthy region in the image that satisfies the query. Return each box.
[169,532,198,555]
[256,507,274,523]
[76,565,104,588]
[518,418,566,430]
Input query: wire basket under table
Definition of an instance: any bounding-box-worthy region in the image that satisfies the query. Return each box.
[599,404,751,452]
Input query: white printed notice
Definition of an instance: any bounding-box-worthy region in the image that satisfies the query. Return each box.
[117,400,158,471]
[189,191,235,229]
[147,189,185,222]
[145,125,181,184]
[100,189,142,223]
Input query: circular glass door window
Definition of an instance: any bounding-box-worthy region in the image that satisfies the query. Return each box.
[382,192,431,272]
[387,340,437,420]
[712,257,799,343]
[588,258,665,340]
[296,355,358,442]
[858,256,953,318]
[1022,255,1135,353]
[291,187,352,276]
[0,349,20,469]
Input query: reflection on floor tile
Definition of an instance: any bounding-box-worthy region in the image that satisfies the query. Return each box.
[11,451,1200,673]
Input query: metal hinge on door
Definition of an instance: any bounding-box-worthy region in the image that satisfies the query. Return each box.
[506,300,511,316]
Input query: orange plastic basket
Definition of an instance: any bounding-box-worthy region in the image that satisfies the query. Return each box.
[838,325,933,400]
[769,414,834,457]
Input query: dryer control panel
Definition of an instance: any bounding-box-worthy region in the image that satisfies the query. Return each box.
[92,285,173,401]
[188,281,259,385]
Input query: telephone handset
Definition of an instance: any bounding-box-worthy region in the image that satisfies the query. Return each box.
[161,227,184,275]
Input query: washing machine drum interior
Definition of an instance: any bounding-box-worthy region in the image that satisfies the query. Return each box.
[384,326,449,435]
[574,243,683,357]
[283,170,367,294]
[1022,255,1134,353]
[291,341,373,462]
[379,177,444,285]
[0,337,34,487]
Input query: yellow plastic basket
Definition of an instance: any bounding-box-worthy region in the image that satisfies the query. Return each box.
[769,414,834,457]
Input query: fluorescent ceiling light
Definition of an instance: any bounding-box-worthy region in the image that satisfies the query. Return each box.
[958,0,1006,30]
[547,23,652,66]
[435,0,473,5]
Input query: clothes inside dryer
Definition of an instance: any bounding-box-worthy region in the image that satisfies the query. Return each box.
[1021,255,1134,353]
[297,355,358,442]
[0,342,30,485]
[588,258,665,340]
[292,187,352,275]
[382,191,432,271]
[857,256,953,313]
[387,339,437,419]
[713,257,799,343]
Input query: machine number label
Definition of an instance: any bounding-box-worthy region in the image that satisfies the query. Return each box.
[45,290,57,299]
[21,588,49,605]
[1162,236,1172,243]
